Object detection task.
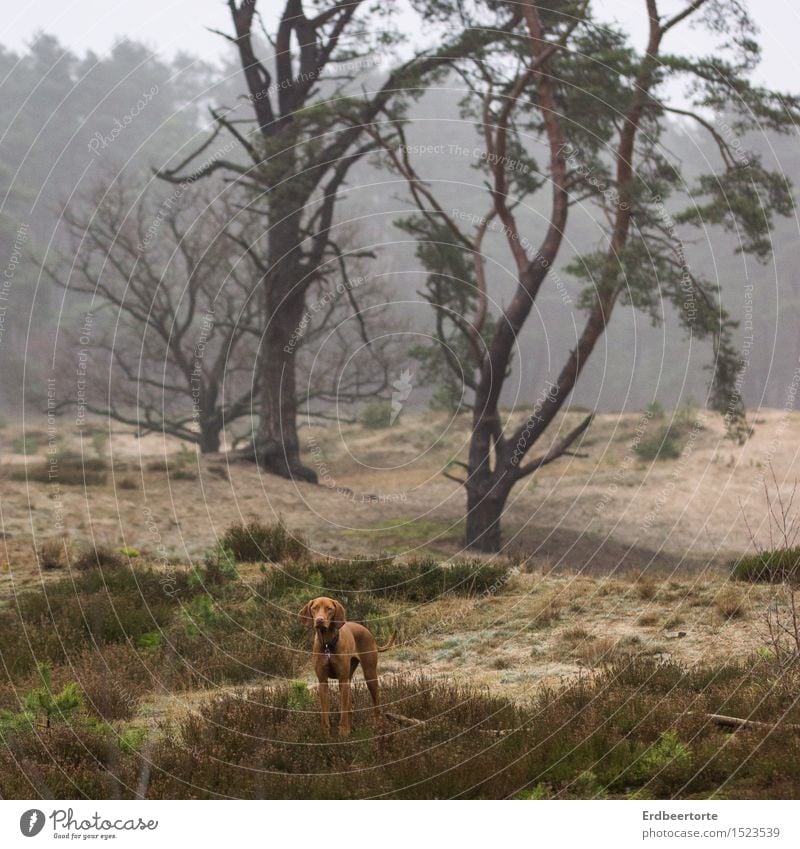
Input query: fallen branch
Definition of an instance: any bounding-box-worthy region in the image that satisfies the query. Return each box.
[384,711,424,727]
[384,711,514,736]
[703,713,800,733]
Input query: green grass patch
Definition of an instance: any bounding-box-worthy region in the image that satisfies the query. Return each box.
[11,433,42,455]
[9,454,108,485]
[360,398,394,429]
[732,547,800,583]
[634,423,685,461]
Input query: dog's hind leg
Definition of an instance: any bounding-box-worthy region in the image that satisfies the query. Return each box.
[318,677,331,735]
[338,678,352,737]
[361,651,382,725]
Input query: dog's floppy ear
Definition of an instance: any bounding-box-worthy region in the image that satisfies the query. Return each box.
[332,600,346,630]
[298,600,314,629]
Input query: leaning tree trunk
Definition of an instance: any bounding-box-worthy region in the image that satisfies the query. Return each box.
[465,410,516,552]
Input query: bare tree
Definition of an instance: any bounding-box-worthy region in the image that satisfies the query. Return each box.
[50,178,262,452]
[51,176,397,451]
[158,0,523,480]
[376,0,800,550]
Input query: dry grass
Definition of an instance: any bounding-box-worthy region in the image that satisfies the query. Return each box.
[528,590,564,629]
[3,413,800,798]
[3,409,800,577]
[559,625,590,646]
[636,579,659,600]
[36,537,76,571]
[0,544,791,800]
[4,660,800,799]
[573,635,617,667]
[637,612,660,627]
[714,585,750,620]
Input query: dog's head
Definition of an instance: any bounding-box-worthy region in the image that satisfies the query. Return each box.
[298,596,346,631]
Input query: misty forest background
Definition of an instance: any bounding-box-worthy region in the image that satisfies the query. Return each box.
[1,33,798,432]
[5,9,800,803]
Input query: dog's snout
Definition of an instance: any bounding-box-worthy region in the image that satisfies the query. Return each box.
[314,616,326,625]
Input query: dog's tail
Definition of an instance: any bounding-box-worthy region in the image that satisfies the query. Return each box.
[377,631,398,652]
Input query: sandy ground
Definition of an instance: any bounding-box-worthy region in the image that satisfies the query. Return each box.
[380,570,776,700]
[1,408,795,710]
[2,407,799,590]
[139,569,778,720]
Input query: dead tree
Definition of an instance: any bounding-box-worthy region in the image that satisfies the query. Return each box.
[50,179,262,452]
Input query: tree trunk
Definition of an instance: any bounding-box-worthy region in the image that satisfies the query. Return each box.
[198,422,221,454]
[465,481,507,553]
[253,287,317,482]
[251,210,318,483]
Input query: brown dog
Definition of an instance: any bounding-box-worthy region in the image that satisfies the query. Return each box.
[298,596,396,736]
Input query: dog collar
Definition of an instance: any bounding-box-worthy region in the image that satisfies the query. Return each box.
[322,632,339,658]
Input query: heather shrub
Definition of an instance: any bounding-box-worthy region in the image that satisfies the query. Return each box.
[258,557,510,604]
[634,423,685,461]
[73,544,125,570]
[0,723,135,798]
[222,521,308,563]
[2,660,800,798]
[0,565,191,677]
[137,661,800,799]
[360,398,393,429]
